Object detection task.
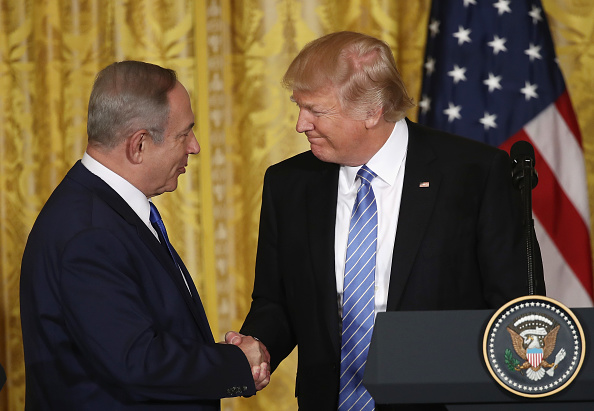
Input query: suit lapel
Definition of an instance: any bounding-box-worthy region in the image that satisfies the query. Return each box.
[305,161,342,356]
[136,226,213,336]
[386,121,442,310]
[67,162,213,338]
[169,247,215,343]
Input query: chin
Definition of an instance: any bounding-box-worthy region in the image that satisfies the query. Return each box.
[158,181,179,194]
[311,147,331,164]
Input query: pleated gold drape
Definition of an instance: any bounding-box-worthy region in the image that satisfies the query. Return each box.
[0,1,592,410]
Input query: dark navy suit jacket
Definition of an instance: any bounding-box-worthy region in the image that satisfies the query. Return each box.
[20,161,254,410]
[241,119,545,410]
[0,362,5,391]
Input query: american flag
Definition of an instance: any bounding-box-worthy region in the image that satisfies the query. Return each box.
[418,0,593,307]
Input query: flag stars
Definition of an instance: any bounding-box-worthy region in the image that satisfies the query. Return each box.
[483,73,502,92]
[525,43,543,61]
[479,112,498,130]
[448,64,467,84]
[529,5,543,24]
[444,102,462,122]
[424,57,436,76]
[520,81,539,100]
[453,26,472,45]
[493,0,512,15]
[429,19,440,37]
[487,35,507,55]
[463,0,477,6]
[419,95,431,114]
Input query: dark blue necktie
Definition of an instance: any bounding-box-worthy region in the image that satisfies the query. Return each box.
[339,165,377,411]
[149,202,192,295]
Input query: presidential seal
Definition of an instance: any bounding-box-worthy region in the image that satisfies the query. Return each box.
[483,295,585,398]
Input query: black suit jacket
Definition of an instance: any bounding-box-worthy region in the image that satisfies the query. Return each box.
[20,161,255,411]
[241,120,544,410]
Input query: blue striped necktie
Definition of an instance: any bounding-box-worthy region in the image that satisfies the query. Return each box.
[339,165,377,411]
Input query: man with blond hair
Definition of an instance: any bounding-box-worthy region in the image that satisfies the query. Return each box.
[229,31,544,410]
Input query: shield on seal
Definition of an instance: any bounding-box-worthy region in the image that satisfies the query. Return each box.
[527,347,544,368]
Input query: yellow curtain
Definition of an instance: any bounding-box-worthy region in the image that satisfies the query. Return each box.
[0,1,592,410]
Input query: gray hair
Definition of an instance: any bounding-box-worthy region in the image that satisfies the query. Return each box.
[87,61,177,147]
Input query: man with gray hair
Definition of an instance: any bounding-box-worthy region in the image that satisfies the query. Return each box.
[20,61,269,411]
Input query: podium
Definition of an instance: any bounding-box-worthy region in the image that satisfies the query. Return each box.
[364,308,594,410]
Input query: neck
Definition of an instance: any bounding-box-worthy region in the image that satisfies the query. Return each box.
[354,119,396,166]
[86,143,147,196]
[86,144,125,175]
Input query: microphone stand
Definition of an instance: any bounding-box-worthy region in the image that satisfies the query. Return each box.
[512,147,539,295]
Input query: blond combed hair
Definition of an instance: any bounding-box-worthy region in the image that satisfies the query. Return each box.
[282,31,415,122]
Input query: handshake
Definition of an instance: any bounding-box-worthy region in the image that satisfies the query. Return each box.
[223,331,271,391]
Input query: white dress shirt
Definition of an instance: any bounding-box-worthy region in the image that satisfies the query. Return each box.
[335,119,408,315]
[81,152,158,238]
[81,152,192,294]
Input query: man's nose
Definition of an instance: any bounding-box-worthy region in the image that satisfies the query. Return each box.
[188,132,200,154]
[295,109,314,133]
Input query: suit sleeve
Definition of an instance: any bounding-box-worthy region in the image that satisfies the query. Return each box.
[59,228,256,401]
[240,169,297,371]
[0,361,5,390]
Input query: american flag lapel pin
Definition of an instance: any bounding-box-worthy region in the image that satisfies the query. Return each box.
[419,181,430,188]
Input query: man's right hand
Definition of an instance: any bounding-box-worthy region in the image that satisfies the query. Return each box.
[225,331,271,391]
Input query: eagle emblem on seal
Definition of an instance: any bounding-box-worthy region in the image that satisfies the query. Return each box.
[505,313,567,381]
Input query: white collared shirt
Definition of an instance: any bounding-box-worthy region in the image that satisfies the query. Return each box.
[81,152,159,239]
[81,152,192,295]
[335,119,408,315]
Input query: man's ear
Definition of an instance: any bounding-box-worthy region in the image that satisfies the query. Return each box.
[365,107,384,129]
[127,130,149,164]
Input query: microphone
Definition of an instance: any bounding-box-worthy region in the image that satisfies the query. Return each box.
[510,140,538,190]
